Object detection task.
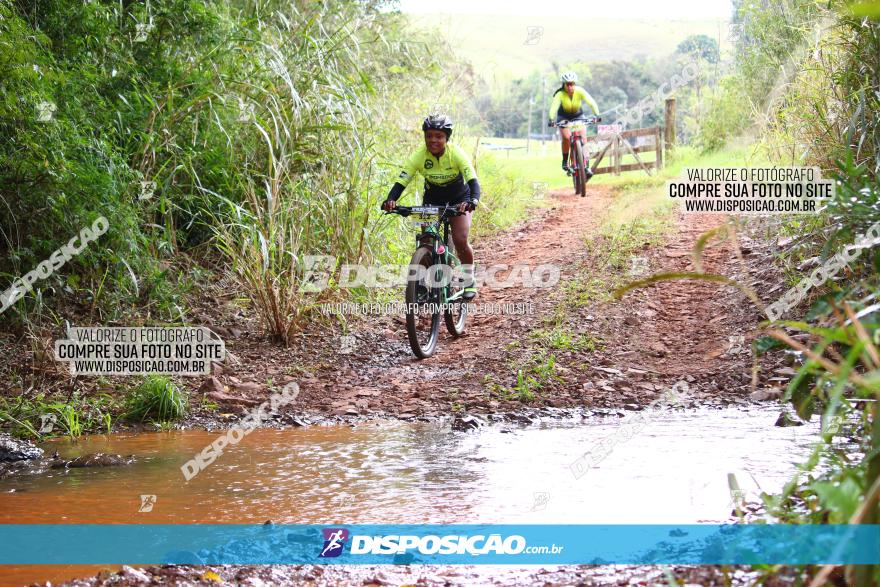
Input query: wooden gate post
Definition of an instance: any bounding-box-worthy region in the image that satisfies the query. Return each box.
[655,126,663,171]
[613,135,620,176]
[664,98,676,157]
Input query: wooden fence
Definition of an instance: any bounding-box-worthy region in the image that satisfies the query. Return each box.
[589,126,662,177]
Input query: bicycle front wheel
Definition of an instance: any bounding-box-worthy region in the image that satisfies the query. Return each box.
[573,139,587,197]
[443,243,468,337]
[405,246,441,358]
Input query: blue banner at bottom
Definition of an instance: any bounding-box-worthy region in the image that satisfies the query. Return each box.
[0,524,878,565]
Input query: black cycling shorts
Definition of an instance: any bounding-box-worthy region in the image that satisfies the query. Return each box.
[423,176,470,206]
[557,108,585,124]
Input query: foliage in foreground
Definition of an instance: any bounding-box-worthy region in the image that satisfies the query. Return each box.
[124,375,186,423]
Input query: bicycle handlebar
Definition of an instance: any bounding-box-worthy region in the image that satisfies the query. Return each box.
[385,204,464,218]
[555,116,602,127]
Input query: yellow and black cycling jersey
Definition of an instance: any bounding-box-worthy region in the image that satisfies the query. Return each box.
[396,143,476,188]
[391,143,479,205]
[548,85,600,121]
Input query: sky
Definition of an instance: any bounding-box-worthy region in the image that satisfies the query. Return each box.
[396,0,734,20]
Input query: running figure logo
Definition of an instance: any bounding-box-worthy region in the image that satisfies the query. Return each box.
[319,528,349,558]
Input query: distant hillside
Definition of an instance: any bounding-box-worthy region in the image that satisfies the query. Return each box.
[410,14,731,85]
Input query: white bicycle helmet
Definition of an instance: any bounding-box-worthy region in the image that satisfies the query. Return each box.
[560,71,578,83]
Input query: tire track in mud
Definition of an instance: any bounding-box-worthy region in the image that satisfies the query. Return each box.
[594,212,762,408]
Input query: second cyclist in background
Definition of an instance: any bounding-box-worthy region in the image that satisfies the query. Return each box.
[548,71,600,177]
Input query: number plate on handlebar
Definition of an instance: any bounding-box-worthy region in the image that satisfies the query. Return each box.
[410,206,440,215]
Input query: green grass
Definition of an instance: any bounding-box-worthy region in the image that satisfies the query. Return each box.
[0,391,119,440]
[124,376,187,423]
[530,326,598,352]
[485,350,563,403]
[461,138,760,201]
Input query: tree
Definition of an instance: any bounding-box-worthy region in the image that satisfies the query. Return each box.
[676,34,719,63]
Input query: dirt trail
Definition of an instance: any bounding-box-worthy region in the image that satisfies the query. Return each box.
[207,182,767,420]
[290,186,612,417]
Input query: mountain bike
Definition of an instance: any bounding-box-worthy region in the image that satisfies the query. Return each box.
[385,205,468,358]
[556,116,601,197]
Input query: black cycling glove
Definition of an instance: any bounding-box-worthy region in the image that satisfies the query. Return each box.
[381,183,405,210]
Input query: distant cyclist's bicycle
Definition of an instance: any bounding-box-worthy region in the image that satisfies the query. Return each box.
[385,205,468,358]
[556,116,601,197]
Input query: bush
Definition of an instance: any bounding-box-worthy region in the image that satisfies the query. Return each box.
[694,76,753,151]
[124,376,186,422]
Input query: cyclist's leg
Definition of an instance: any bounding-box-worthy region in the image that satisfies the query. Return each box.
[449,210,477,299]
[560,127,571,170]
[449,212,473,266]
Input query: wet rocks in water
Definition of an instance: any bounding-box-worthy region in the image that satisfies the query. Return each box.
[0,433,43,462]
[750,387,783,401]
[774,411,804,427]
[51,452,135,468]
[118,565,152,582]
[451,413,488,431]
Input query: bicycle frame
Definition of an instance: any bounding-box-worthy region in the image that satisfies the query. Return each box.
[558,116,599,161]
[385,204,469,358]
[403,206,465,304]
[557,116,599,196]
[566,120,589,144]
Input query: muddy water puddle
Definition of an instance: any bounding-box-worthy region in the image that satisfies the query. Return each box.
[0,406,827,585]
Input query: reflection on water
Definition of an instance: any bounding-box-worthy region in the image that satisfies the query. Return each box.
[0,406,825,585]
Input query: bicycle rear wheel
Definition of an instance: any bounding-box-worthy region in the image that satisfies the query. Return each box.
[573,139,587,197]
[405,246,441,358]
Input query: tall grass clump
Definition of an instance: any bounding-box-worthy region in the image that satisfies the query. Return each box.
[124,376,186,422]
[0,0,483,343]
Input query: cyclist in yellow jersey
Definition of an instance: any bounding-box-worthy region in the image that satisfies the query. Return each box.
[382,115,481,300]
[548,71,600,175]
